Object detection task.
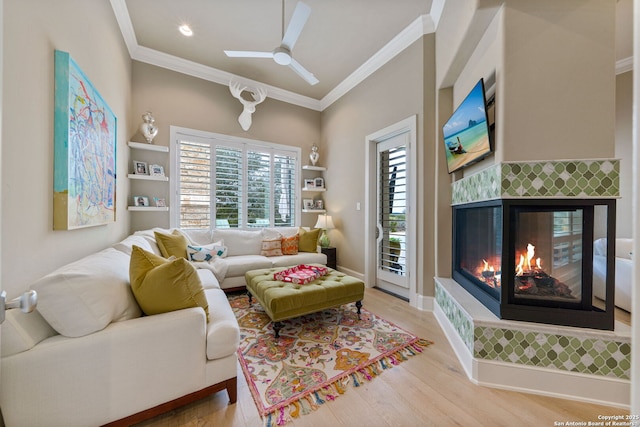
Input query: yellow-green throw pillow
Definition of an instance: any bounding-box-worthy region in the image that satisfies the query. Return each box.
[154,230,188,259]
[129,245,209,321]
[298,228,321,252]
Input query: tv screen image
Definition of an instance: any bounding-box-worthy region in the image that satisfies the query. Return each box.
[442,79,492,173]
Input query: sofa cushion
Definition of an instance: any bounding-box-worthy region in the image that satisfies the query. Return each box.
[260,238,283,257]
[211,229,263,256]
[204,288,240,360]
[262,227,298,240]
[112,235,154,255]
[181,228,214,245]
[298,227,321,252]
[129,246,209,321]
[224,255,272,277]
[281,234,299,255]
[1,309,57,357]
[155,230,189,259]
[197,269,221,290]
[31,248,141,338]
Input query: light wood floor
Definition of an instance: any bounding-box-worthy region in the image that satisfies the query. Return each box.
[137,288,629,427]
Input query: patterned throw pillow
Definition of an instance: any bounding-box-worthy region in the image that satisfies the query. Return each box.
[260,239,283,257]
[187,242,227,262]
[281,234,299,255]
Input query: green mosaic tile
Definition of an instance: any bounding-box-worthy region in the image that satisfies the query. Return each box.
[472,327,630,379]
[451,164,501,205]
[451,160,620,205]
[435,283,474,352]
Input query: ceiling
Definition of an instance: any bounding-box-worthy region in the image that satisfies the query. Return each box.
[112,0,633,111]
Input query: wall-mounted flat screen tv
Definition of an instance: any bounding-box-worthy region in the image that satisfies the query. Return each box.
[442,78,493,174]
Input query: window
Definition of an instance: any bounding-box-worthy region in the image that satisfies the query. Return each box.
[170,127,300,229]
[552,210,583,268]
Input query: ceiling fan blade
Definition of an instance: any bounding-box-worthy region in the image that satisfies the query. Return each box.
[289,58,319,85]
[224,50,274,58]
[281,1,311,51]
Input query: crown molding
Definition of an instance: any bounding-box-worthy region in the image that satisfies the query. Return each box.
[111,0,436,112]
[110,0,321,110]
[320,15,436,110]
[617,56,633,74]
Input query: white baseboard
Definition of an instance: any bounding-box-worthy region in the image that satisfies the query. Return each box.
[434,301,631,409]
[336,265,364,281]
[414,293,434,311]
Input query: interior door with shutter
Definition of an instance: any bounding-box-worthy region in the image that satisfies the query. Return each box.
[376,134,409,299]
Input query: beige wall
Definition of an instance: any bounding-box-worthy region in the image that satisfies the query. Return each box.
[500,0,616,161]
[2,0,132,297]
[616,70,633,238]
[321,38,431,292]
[130,61,321,232]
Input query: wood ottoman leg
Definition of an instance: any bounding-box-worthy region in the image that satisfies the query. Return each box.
[247,291,253,305]
[356,300,362,319]
[273,321,283,338]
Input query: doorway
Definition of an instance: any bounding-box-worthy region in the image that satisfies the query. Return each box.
[365,116,417,305]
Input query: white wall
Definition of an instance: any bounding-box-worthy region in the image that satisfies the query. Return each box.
[2,0,132,297]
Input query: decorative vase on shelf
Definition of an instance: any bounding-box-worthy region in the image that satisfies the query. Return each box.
[140,111,158,144]
[309,143,319,166]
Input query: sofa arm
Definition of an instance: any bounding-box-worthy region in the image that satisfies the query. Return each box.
[1,308,207,427]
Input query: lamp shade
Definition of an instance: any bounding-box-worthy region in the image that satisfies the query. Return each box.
[314,214,335,229]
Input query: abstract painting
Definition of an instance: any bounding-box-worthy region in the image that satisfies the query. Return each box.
[53,50,116,229]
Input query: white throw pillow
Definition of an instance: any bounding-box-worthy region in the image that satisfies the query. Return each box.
[31,248,141,337]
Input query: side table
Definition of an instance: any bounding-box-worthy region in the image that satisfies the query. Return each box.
[321,246,337,270]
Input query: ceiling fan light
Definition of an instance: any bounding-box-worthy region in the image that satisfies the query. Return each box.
[273,47,291,65]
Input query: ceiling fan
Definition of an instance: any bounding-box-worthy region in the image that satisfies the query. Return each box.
[224,1,319,86]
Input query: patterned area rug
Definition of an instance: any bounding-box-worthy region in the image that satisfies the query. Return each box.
[228,294,432,426]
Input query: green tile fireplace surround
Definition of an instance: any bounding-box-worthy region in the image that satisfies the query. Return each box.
[436,159,629,408]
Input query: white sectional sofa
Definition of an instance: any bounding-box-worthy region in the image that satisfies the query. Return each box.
[593,237,633,313]
[1,226,325,426]
[135,227,328,291]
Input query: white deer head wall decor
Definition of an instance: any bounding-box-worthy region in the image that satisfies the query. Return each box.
[229,80,268,131]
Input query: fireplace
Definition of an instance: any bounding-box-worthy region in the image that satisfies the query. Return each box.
[452,199,616,330]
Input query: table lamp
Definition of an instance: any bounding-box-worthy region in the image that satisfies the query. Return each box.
[314,214,335,247]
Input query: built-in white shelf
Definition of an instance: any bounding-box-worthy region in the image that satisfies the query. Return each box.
[302,165,326,171]
[302,187,326,192]
[302,209,327,213]
[128,173,169,182]
[128,141,169,152]
[127,206,169,212]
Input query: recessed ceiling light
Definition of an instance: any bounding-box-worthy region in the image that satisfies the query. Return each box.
[179,24,193,37]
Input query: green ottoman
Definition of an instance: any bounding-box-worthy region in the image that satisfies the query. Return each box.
[245,265,365,338]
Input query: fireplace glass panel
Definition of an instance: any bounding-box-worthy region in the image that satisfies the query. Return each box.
[457,205,502,298]
[513,208,584,305]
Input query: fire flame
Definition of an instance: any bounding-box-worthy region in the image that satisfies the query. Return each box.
[515,243,541,276]
[482,259,495,272]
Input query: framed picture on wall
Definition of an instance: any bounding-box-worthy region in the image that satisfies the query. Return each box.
[53,50,117,230]
[134,196,150,207]
[303,199,314,210]
[149,164,165,177]
[133,161,148,175]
